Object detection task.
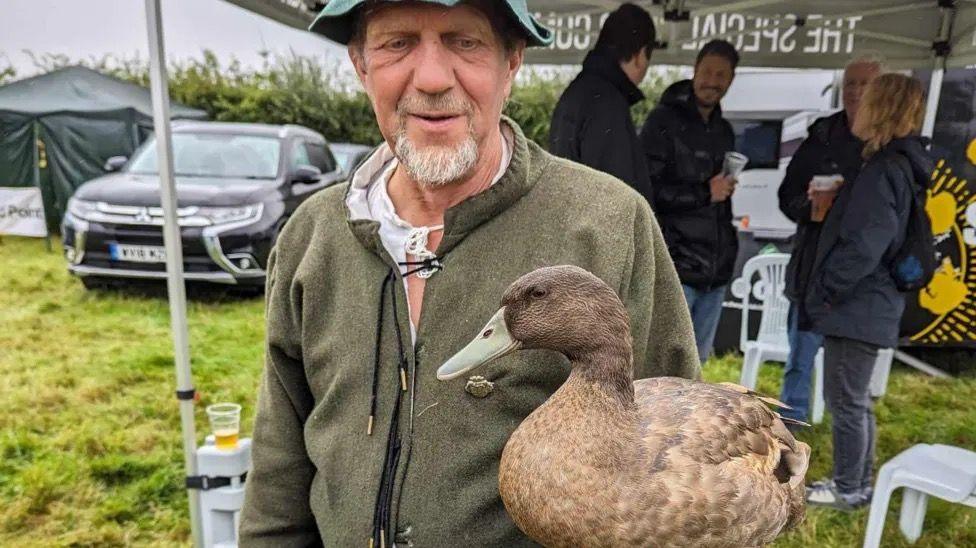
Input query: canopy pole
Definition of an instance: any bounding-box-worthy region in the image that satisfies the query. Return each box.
[923,3,955,139]
[921,62,944,139]
[894,350,950,379]
[32,122,52,252]
[144,0,203,546]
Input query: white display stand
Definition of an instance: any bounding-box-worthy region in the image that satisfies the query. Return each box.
[196,437,251,548]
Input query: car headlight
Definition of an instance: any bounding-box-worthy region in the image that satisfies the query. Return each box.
[67,198,98,221]
[196,204,263,225]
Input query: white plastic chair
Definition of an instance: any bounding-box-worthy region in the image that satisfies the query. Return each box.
[863,444,976,547]
[811,347,894,424]
[731,254,825,416]
[732,253,894,425]
[869,348,894,398]
[731,253,793,388]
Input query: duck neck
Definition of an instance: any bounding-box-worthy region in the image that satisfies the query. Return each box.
[567,341,636,406]
[536,343,638,473]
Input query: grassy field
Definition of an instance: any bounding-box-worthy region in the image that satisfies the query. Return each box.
[1,235,974,547]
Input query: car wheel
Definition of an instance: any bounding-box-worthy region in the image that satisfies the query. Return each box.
[81,276,108,290]
[230,284,264,298]
[272,217,289,246]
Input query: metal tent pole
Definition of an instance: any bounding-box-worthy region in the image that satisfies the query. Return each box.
[922,4,955,139]
[32,122,52,252]
[893,350,951,378]
[144,0,203,545]
[921,60,945,139]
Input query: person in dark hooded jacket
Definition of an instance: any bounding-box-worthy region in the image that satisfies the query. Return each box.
[775,55,883,424]
[549,3,655,199]
[639,39,739,363]
[805,74,932,511]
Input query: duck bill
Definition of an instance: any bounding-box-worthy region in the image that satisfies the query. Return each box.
[437,307,521,381]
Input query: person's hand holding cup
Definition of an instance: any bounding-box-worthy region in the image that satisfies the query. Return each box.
[711,151,748,203]
[709,174,736,203]
[808,175,843,222]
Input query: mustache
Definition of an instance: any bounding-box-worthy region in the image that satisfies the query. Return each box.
[396,93,472,118]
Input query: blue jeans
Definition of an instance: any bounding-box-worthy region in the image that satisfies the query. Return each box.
[681,284,727,364]
[780,304,823,422]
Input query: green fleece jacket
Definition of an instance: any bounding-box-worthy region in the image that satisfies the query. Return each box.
[239,120,700,547]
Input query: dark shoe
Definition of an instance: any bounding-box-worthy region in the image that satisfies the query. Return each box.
[860,485,874,505]
[806,479,869,511]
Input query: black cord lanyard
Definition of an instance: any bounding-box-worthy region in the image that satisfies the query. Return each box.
[367,255,444,548]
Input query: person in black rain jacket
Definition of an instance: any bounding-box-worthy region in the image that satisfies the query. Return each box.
[549,3,655,200]
[639,39,739,363]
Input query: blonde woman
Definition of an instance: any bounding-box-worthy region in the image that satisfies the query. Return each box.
[803,73,932,510]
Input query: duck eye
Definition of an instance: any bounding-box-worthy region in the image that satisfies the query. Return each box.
[531,287,548,299]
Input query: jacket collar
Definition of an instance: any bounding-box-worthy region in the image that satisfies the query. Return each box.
[660,79,724,125]
[881,135,934,187]
[345,117,543,262]
[581,49,645,106]
[814,110,857,144]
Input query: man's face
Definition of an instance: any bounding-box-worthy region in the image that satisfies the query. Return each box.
[631,47,651,86]
[692,54,734,109]
[843,62,881,125]
[349,2,524,187]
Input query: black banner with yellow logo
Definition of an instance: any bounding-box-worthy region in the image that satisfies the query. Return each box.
[901,69,976,346]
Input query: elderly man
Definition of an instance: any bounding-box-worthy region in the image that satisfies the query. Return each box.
[776,54,884,426]
[239,1,699,546]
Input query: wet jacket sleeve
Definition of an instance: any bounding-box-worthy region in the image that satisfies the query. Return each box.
[817,166,899,305]
[576,101,644,191]
[640,111,710,214]
[624,194,701,379]
[548,104,579,163]
[239,246,323,548]
[778,134,820,223]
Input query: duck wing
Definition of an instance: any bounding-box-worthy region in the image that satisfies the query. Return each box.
[625,376,810,546]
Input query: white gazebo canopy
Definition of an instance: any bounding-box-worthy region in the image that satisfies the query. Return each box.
[526,1,973,69]
[225,1,974,70]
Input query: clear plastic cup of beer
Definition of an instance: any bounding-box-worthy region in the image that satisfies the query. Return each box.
[206,403,241,450]
[809,175,843,222]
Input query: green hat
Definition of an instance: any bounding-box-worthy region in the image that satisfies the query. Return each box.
[308,0,554,47]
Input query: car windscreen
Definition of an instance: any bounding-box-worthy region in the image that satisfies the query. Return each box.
[331,149,356,174]
[128,133,281,179]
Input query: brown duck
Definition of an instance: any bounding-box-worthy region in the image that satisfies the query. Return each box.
[437,265,810,548]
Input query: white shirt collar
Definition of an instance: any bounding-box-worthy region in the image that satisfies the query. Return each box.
[345,125,513,343]
[346,123,513,228]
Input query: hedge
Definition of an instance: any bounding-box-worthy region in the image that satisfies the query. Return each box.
[13,51,676,147]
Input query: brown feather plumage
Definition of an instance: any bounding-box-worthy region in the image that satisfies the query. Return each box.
[459,266,810,547]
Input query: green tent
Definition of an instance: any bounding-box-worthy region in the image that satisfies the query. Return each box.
[0,66,207,227]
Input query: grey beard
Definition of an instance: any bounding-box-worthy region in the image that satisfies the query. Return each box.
[393,130,479,188]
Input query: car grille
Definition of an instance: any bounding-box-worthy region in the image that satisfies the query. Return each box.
[88,203,209,227]
[81,222,225,273]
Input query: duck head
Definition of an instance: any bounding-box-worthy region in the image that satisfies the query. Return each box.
[436,265,632,381]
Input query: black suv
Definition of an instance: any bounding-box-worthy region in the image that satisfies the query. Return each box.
[61,121,342,288]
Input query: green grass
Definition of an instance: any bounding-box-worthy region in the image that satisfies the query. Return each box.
[1,236,974,546]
